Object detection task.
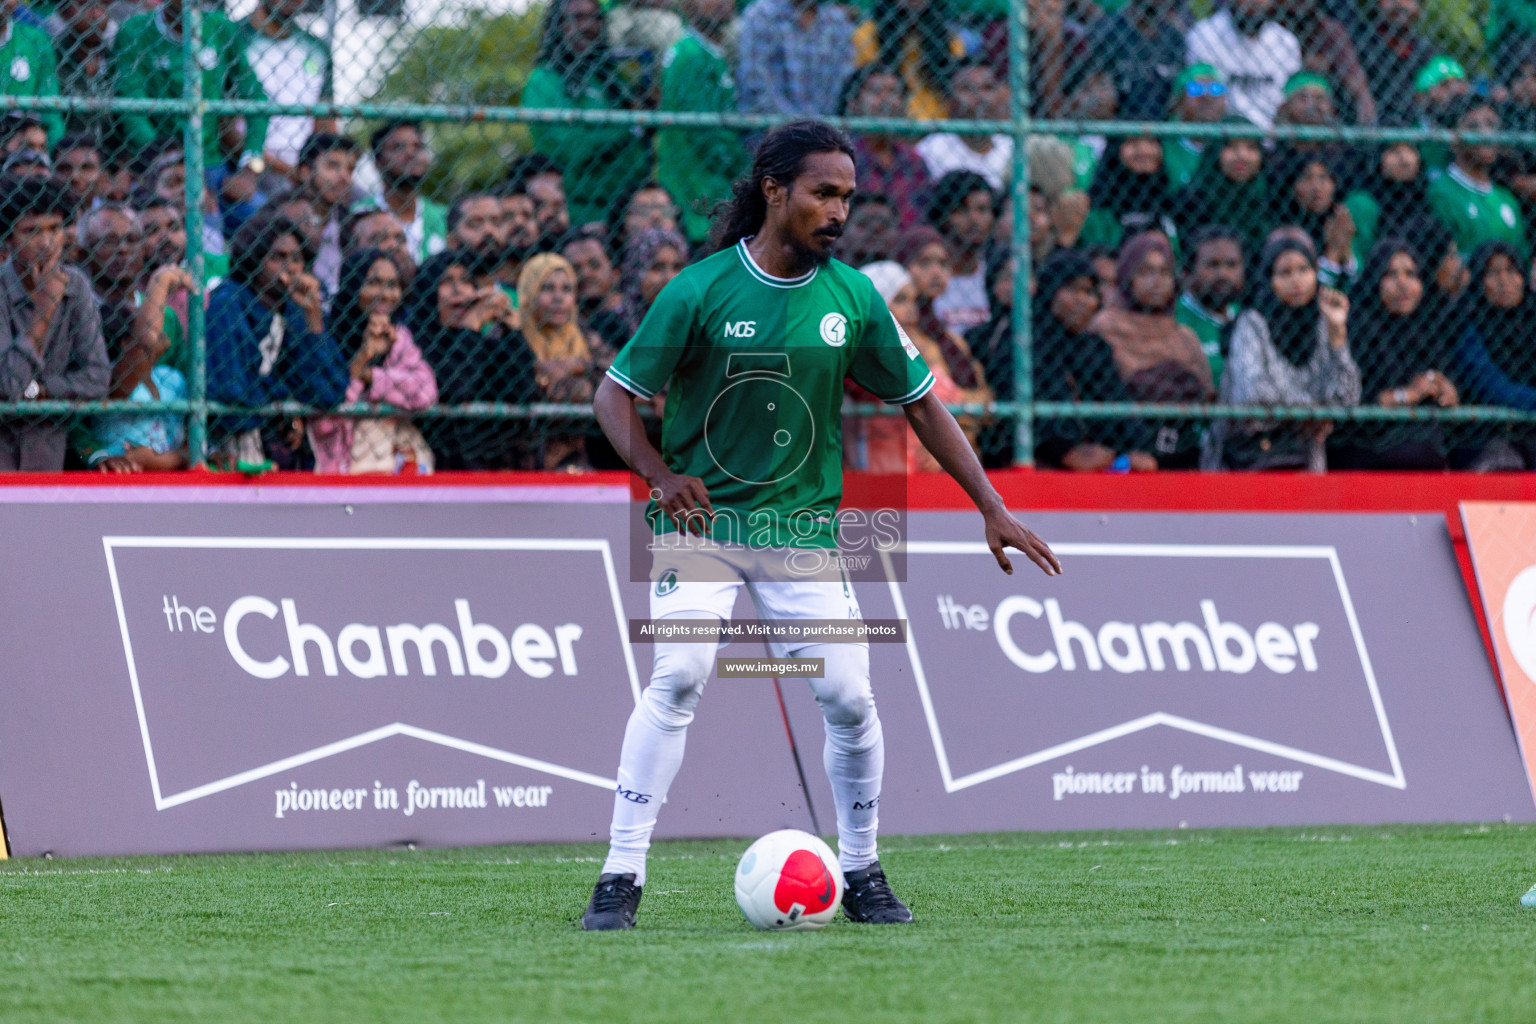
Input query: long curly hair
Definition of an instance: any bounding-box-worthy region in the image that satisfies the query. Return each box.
[707,120,857,254]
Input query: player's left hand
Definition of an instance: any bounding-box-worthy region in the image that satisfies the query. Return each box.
[983,506,1061,577]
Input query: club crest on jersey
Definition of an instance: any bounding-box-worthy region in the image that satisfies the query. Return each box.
[820,312,849,347]
[655,569,679,596]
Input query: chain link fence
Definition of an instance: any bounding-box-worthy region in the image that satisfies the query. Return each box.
[3,0,1536,473]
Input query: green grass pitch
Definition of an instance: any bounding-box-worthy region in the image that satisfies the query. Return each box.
[1,824,1532,1023]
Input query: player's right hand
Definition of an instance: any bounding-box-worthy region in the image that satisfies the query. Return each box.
[649,469,715,536]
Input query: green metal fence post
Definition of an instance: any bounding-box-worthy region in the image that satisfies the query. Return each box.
[182,1,208,467]
[1009,0,1034,466]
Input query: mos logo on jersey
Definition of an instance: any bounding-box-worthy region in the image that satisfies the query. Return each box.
[724,321,757,338]
[820,312,849,347]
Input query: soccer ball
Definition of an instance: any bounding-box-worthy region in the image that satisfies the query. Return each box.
[734,829,844,931]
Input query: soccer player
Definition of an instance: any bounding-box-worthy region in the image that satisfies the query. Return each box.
[582,121,1060,931]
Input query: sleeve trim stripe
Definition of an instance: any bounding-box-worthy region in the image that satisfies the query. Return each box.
[886,373,936,406]
[605,367,655,399]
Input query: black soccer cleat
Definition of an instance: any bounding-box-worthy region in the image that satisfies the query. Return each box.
[841,861,913,924]
[582,873,643,931]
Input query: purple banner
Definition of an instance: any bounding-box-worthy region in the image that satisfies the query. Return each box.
[0,497,1528,857]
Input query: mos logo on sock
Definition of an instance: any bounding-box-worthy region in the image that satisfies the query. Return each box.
[656,569,679,597]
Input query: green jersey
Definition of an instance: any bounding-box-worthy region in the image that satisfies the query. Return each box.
[114,8,268,165]
[608,241,934,548]
[0,19,61,143]
[657,31,748,245]
[1176,292,1236,387]
[1428,165,1528,259]
[1163,138,1203,191]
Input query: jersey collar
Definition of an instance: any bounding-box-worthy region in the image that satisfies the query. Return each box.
[737,238,819,289]
[1448,163,1494,196]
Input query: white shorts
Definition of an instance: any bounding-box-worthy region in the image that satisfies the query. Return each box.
[649,543,862,656]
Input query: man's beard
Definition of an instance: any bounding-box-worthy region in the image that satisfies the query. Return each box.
[1196,282,1238,308]
[386,171,425,191]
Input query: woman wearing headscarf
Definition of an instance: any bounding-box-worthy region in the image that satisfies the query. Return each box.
[518,251,616,471]
[620,226,689,335]
[1451,242,1536,468]
[522,0,651,226]
[1080,135,1179,250]
[857,259,991,473]
[406,250,537,470]
[1267,148,1359,288]
[1329,239,1458,469]
[1033,249,1157,472]
[1087,232,1214,468]
[895,225,992,413]
[309,249,439,474]
[1209,237,1361,470]
[1175,119,1271,255]
[1344,144,1430,259]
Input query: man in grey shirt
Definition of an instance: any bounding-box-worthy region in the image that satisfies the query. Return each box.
[0,176,110,470]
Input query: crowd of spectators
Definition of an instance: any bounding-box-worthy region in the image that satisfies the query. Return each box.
[1,0,1536,472]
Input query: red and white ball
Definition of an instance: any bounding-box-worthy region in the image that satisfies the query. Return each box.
[734,829,844,931]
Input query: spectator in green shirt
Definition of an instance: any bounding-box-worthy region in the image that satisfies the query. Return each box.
[522,0,651,228]
[656,0,746,246]
[1164,64,1228,192]
[113,0,268,169]
[0,0,60,144]
[1175,225,1245,387]
[1428,96,1528,261]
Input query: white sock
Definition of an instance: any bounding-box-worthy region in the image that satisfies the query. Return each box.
[803,643,882,874]
[601,637,714,887]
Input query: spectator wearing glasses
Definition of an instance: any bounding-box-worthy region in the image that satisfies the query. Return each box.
[841,64,931,230]
[657,0,748,247]
[1164,64,1229,191]
[1186,0,1301,130]
[523,0,652,229]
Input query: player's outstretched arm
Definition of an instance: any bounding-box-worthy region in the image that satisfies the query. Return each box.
[593,376,714,535]
[903,391,1061,577]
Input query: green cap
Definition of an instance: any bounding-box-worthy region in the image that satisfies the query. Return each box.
[1283,72,1331,97]
[1415,56,1467,94]
[1172,63,1224,97]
